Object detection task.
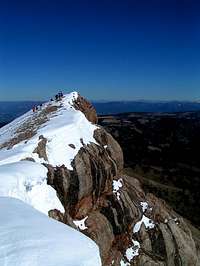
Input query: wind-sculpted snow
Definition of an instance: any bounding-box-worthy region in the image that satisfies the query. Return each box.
[0,197,101,266]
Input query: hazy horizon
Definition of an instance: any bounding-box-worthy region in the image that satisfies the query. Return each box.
[0,96,200,103]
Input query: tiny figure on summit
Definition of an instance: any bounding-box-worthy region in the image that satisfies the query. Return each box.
[39,104,43,110]
[55,94,59,101]
[59,91,63,98]
[55,91,63,101]
[32,91,64,113]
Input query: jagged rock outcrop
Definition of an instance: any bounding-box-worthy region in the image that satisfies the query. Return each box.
[33,135,48,161]
[0,92,199,265]
[99,112,200,228]
[46,97,200,266]
[73,94,98,124]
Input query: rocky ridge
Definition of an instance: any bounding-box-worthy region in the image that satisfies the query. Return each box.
[99,112,200,228]
[0,93,199,266]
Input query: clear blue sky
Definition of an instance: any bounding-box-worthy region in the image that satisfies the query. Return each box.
[0,0,200,101]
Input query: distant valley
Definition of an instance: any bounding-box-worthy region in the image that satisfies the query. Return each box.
[100,111,200,227]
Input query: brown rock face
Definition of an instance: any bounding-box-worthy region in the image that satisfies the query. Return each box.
[46,96,200,266]
[73,94,98,124]
[33,135,48,161]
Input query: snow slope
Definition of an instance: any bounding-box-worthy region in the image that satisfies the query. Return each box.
[0,197,101,266]
[0,92,101,265]
[0,92,98,214]
[0,161,64,214]
[0,92,97,169]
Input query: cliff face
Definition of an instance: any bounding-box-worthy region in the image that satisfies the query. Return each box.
[46,96,200,266]
[99,112,200,228]
[0,93,199,266]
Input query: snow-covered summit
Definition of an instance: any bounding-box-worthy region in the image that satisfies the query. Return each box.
[0,92,101,265]
[0,91,97,169]
[0,92,98,215]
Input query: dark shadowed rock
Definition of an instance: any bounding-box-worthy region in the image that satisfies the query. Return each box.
[68,143,76,149]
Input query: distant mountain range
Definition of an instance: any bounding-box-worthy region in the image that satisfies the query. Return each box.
[94,101,200,114]
[1,100,200,125]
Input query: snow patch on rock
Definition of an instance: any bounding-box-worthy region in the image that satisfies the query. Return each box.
[74,216,88,231]
[120,260,130,266]
[113,178,123,200]
[120,240,140,265]
[140,201,148,213]
[133,215,155,233]
[125,240,140,262]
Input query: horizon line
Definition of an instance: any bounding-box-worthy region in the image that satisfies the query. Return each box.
[0,99,200,103]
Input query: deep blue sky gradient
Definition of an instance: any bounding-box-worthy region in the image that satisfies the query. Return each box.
[0,0,200,101]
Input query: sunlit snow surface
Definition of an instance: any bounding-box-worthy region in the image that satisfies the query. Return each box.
[0,92,97,214]
[0,197,101,266]
[0,92,97,169]
[0,161,64,214]
[0,93,101,265]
